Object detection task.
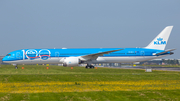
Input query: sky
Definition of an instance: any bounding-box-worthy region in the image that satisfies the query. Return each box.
[0,0,180,59]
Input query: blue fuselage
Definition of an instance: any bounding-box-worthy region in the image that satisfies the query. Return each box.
[2,48,170,65]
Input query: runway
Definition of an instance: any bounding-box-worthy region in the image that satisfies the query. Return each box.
[115,66,180,71]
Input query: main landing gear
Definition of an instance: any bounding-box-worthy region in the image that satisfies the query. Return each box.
[85,64,94,69]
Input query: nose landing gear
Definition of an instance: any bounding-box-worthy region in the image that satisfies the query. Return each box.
[13,64,18,69]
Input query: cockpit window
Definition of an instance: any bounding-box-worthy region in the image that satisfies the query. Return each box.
[6,54,11,56]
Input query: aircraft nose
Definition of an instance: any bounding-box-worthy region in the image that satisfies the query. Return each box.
[2,57,6,61]
[2,56,8,62]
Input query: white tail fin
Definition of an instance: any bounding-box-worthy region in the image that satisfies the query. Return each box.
[145,26,173,50]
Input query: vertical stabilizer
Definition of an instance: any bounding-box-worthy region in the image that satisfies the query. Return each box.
[145,26,173,50]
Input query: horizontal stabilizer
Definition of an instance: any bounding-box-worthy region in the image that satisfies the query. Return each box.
[155,49,175,55]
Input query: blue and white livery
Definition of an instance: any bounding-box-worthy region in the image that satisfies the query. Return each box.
[2,26,175,68]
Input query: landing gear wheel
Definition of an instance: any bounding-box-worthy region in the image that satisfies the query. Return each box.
[90,65,94,69]
[86,65,94,69]
[85,64,94,69]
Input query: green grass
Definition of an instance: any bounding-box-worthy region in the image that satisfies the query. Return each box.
[0,64,180,101]
[1,90,180,101]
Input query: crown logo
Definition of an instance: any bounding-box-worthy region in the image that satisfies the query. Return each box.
[157,37,163,41]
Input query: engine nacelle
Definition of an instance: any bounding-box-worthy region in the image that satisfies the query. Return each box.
[61,57,81,67]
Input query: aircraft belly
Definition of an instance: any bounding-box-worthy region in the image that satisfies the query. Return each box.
[4,55,169,65]
[95,55,167,63]
[98,57,141,63]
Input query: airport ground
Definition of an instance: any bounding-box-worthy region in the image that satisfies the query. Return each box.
[0,65,180,101]
[115,66,180,72]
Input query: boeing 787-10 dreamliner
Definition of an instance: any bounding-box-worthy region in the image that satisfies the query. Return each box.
[2,26,175,69]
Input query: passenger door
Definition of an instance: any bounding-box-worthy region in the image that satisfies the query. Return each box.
[55,52,59,58]
[16,52,21,59]
[140,51,145,56]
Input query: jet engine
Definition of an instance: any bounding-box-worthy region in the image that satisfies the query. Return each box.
[61,57,81,67]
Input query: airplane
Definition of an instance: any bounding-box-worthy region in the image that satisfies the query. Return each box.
[2,26,175,69]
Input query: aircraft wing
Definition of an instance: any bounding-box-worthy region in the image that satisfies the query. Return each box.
[80,49,123,61]
[155,49,176,55]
